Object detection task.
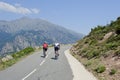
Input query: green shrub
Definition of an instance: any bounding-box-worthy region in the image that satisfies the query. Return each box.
[89,39,97,45]
[85,61,92,67]
[110,69,117,75]
[114,49,120,56]
[95,65,106,73]
[115,25,120,34]
[1,59,16,69]
[86,49,100,59]
[81,48,87,53]
[107,35,120,43]
[105,42,118,50]
[12,47,34,58]
[0,47,35,71]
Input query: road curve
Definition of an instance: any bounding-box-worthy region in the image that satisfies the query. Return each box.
[0,45,97,80]
[0,45,73,80]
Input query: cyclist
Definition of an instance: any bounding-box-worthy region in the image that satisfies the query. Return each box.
[42,41,48,57]
[54,42,60,59]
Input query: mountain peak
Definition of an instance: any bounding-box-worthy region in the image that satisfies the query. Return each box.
[15,17,32,21]
[0,17,83,55]
[20,16,31,20]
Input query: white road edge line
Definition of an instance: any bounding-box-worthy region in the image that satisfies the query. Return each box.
[22,69,37,80]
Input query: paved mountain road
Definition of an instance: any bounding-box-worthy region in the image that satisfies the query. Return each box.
[0,45,73,80]
[0,45,97,80]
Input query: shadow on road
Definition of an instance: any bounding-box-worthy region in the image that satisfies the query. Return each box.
[51,57,58,60]
[41,56,45,58]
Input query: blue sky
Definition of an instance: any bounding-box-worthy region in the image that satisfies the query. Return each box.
[0,0,120,35]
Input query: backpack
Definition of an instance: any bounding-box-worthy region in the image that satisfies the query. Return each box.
[43,43,48,48]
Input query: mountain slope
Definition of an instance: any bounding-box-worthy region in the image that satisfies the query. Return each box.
[0,17,84,56]
[70,17,120,80]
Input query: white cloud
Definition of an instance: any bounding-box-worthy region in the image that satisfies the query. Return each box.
[31,8,40,14]
[0,2,40,14]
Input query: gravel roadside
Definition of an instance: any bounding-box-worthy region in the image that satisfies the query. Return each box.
[65,49,98,80]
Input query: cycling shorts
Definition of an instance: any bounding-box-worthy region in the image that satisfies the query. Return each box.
[54,47,59,51]
[43,48,47,51]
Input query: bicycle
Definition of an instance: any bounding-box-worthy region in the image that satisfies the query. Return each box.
[55,50,59,59]
[43,48,47,58]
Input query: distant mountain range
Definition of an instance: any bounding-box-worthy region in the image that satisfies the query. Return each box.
[0,17,84,56]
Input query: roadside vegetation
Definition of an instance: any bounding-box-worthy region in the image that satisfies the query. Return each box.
[0,47,36,70]
[70,17,120,80]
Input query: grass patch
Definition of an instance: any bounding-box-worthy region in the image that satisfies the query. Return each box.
[0,47,36,71]
[109,69,117,75]
[95,65,106,73]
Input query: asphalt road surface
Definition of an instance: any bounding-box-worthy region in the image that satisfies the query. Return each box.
[0,45,97,80]
[0,45,73,80]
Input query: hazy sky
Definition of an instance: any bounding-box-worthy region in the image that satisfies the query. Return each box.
[0,0,120,35]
